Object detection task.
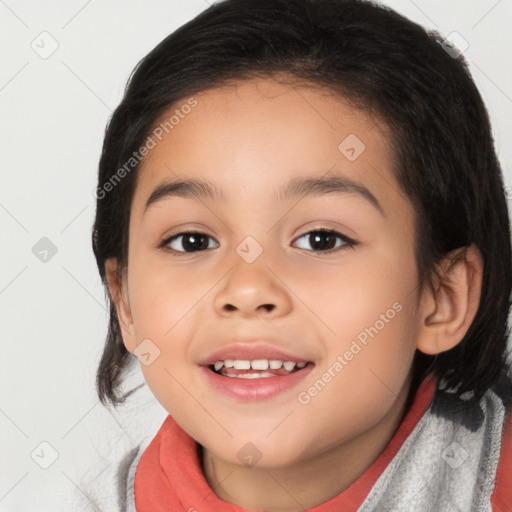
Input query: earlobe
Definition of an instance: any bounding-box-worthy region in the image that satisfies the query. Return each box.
[105,258,137,353]
[416,244,484,356]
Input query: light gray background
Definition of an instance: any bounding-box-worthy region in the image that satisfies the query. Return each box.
[1,1,511,510]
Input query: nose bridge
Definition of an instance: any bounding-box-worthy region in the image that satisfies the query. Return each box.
[213,238,292,317]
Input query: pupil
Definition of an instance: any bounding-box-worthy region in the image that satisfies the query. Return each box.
[310,232,335,251]
[183,233,208,251]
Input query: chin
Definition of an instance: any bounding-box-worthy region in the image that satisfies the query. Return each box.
[205,435,309,470]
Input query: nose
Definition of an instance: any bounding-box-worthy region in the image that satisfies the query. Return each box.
[213,260,292,319]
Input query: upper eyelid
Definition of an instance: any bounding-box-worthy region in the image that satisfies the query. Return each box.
[162,229,218,244]
[163,227,348,239]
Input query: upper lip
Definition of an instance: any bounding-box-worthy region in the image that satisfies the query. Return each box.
[198,342,312,366]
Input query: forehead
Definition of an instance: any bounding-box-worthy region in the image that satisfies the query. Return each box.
[134,77,407,217]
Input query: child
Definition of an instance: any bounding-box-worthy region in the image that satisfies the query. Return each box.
[91,0,512,510]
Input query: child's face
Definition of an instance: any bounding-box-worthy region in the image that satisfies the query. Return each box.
[118,77,425,468]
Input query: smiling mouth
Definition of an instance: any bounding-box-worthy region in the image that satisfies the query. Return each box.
[208,359,313,379]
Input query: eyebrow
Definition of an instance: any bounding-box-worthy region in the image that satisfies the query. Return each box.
[144,174,384,216]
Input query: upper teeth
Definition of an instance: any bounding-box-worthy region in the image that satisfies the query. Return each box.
[213,360,307,371]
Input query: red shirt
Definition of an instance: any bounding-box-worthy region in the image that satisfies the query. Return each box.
[134,373,511,511]
[491,394,512,512]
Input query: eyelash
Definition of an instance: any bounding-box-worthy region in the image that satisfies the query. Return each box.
[159,229,357,257]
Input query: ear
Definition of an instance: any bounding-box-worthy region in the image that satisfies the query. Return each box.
[105,257,137,354]
[416,244,484,355]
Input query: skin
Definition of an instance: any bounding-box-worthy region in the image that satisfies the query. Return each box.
[106,76,483,511]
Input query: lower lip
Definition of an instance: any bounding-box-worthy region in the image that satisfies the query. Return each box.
[199,364,314,401]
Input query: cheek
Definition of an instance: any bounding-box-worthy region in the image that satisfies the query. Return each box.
[292,301,419,461]
[128,250,211,338]
[304,242,418,348]
[126,251,221,415]
[302,244,419,403]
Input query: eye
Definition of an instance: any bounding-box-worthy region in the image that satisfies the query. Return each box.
[292,229,356,253]
[159,228,356,256]
[160,231,219,255]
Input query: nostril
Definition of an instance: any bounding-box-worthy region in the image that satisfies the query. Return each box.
[222,304,275,312]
